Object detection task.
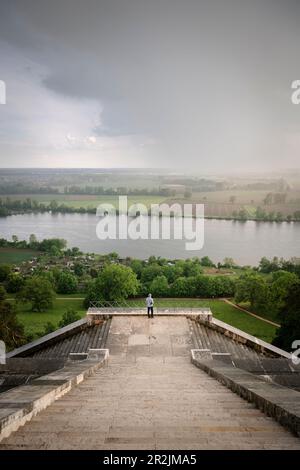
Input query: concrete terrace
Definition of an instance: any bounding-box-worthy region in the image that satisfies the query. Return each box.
[1,315,300,450]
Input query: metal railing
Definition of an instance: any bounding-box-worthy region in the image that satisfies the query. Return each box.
[88,300,211,314]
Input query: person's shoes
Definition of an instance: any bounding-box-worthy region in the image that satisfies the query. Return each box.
[148,315,150,318]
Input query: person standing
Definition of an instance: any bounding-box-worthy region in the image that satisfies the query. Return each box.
[146,293,154,318]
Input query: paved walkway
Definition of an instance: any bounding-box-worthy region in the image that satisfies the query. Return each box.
[1,317,299,449]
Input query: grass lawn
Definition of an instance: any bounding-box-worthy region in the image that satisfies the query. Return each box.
[15,298,86,339]
[238,301,280,324]
[0,247,38,265]
[13,297,277,344]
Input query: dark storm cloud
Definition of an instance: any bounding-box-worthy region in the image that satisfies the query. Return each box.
[1,0,300,169]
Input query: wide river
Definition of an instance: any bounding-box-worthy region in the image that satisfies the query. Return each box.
[0,213,299,265]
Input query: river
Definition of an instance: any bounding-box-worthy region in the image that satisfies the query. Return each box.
[0,213,299,265]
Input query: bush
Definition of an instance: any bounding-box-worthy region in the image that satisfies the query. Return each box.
[141,264,164,286]
[170,277,196,297]
[0,264,11,282]
[5,273,25,293]
[149,275,169,297]
[194,275,217,297]
[44,321,56,335]
[58,309,81,328]
[55,271,78,294]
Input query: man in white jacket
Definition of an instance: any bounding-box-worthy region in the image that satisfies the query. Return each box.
[146,293,154,318]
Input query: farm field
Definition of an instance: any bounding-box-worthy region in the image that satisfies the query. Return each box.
[192,189,300,204]
[0,247,37,264]
[168,189,300,218]
[2,188,300,219]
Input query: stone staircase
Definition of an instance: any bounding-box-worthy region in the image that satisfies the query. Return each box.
[0,316,299,450]
[188,317,263,360]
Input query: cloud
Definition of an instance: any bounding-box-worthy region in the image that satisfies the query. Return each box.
[0,0,300,170]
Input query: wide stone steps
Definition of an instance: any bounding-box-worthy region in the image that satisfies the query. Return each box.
[31,318,112,359]
[1,316,299,450]
[188,318,263,360]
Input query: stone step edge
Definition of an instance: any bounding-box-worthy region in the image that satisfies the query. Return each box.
[0,348,109,443]
[191,350,300,438]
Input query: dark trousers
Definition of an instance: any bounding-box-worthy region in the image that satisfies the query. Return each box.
[147,306,154,317]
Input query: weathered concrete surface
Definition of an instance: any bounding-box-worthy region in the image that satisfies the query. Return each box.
[1,317,299,450]
[0,350,107,442]
[191,354,300,437]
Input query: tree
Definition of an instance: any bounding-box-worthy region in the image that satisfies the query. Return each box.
[194,275,217,297]
[29,233,38,248]
[130,259,144,279]
[238,209,248,220]
[108,252,119,262]
[222,257,236,268]
[49,200,58,211]
[229,195,236,204]
[58,309,80,328]
[55,271,78,294]
[74,263,84,277]
[255,207,267,220]
[258,256,280,273]
[12,235,19,245]
[39,238,67,253]
[149,275,169,297]
[170,277,196,297]
[0,264,11,282]
[141,264,164,286]
[294,210,300,220]
[269,271,299,314]
[18,276,54,312]
[84,264,138,306]
[0,285,7,302]
[182,259,203,277]
[5,273,25,293]
[213,276,235,297]
[273,281,300,351]
[234,273,270,312]
[200,256,215,267]
[0,287,25,350]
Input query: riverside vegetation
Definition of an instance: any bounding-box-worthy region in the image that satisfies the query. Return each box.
[0,236,299,351]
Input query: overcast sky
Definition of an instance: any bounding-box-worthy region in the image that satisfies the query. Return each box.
[0,0,300,171]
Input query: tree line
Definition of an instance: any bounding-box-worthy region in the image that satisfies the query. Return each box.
[231,207,300,222]
[0,247,299,352]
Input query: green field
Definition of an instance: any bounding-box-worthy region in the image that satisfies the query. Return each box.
[168,189,300,218]
[15,298,86,339]
[13,297,277,344]
[192,189,300,204]
[3,189,300,219]
[238,301,280,324]
[0,247,37,264]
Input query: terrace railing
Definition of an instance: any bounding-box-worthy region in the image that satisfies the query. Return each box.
[88,300,212,315]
